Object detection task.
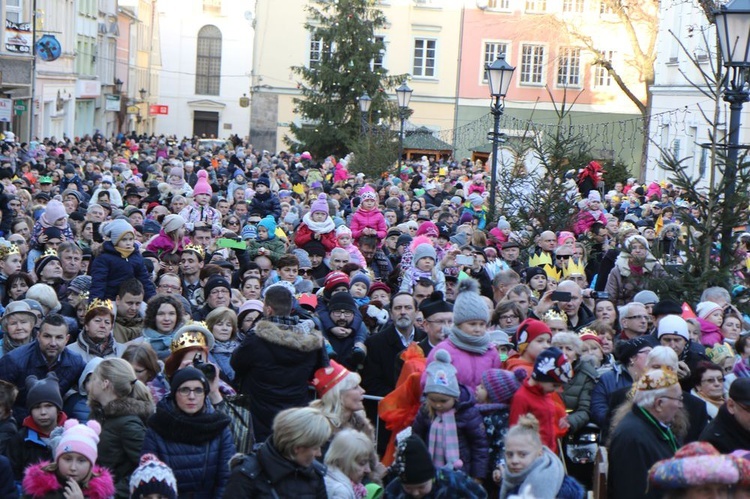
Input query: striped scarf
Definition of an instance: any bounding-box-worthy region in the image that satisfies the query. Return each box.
[427,408,462,470]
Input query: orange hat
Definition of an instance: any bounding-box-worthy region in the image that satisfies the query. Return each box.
[311,360,350,398]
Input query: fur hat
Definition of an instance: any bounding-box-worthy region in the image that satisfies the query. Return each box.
[130,453,178,499]
[481,368,525,404]
[696,301,723,320]
[193,170,212,196]
[452,278,489,325]
[657,315,689,341]
[424,349,460,398]
[515,318,552,355]
[162,214,185,234]
[54,419,101,465]
[350,273,371,293]
[26,373,63,411]
[310,193,329,215]
[413,243,437,265]
[532,347,573,384]
[101,219,135,244]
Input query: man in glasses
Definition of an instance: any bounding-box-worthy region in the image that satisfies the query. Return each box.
[617,302,650,340]
[700,378,750,453]
[315,291,367,371]
[657,314,709,390]
[417,291,453,357]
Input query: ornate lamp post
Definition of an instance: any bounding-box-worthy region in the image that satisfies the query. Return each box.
[359,92,371,135]
[395,81,413,178]
[485,55,515,224]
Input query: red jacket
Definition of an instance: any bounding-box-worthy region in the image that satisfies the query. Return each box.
[293,223,337,252]
[509,380,567,453]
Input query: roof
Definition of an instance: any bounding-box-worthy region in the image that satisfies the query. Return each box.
[402,127,453,152]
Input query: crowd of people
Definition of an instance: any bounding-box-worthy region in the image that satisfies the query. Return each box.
[0,131,747,498]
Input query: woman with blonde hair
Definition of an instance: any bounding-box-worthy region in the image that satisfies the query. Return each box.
[205,306,239,382]
[324,429,375,499]
[87,357,155,498]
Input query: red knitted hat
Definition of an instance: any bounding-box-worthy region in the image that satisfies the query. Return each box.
[324,271,350,297]
[515,318,552,355]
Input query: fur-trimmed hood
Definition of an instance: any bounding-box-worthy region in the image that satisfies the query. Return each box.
[90,396,154,423]
[253,319,324,352]
[22,462,115,499]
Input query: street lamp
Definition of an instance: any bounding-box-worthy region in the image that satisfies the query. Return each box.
[485,54,515,224]
[139,88,147,101]
[714,0,750,267]
[395,81,413,178]
[114,78,123,94]
[359,93,371,135]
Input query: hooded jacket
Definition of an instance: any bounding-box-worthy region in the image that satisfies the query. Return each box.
[22,462,114,499]
[88,241,156,301]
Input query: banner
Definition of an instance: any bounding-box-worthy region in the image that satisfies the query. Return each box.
[105,94,121,112]
[0,99,13,123]
[5,19,31,54]
[149,105,168,115]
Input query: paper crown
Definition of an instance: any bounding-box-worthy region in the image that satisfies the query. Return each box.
[528,252,552,268]
[542,309,568,323]
[171,323,210,352]
[86,298,114,315]
[745,255,750,273]
[706,342,735,364]
[0,243,20,260]
[311,360,350,397]
[542,264,562,281]
[578,328,602,345]
[635,367,679,392]
[561,258,586,278]
[35,248,59,263]
[78,291,90,302]
[182,243,205,259]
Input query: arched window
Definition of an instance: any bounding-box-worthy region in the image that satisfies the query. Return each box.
[196,25,222,95]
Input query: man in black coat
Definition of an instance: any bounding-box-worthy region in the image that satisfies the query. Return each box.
[699,378,750,453]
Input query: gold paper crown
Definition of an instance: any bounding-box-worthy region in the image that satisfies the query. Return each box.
[542,309,568,323]
[706,342,735,363]
[0,244,20,259]
[35,248,58,263]
[577,327,598,338]
[542,263,562,282]
[562,258,586,278]
[635,367,679,392]
[528,252,552,268]
[183,244,205,258]
[86,298,114,315]
[170,322,210,352]
[745,255,750,273]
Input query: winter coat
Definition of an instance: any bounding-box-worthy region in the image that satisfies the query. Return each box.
[21,462,114,499]
[697,318,723,348]
[0,455,14,499]
[350,208,387,242]
[424,335,502,396]
[65,334,125,364]
[294,223,337,252]
[88,241,156,301]
[249,192,282,221]
[589,363,632,428]
[573,209,607,236]
[231,317,327,442]
[0,417,17,455]
[246,237,286,265]
[383,468,487,499]
[5,424,55,481]
[479,404,511,475]
[90,397,154,498]
[510,381,567,454]
[324,467,357,499]
[559,359,598,434]
[699,404,750,453]
[145,230,191,256]
[361,324,425,397]
[179,203,223,235]
[113,314,144,344]
[412,385,489,480]
[141,398,235,499]
[222,439,327,499]
[604,254,668,306]
[608,404,677,499]
[503,474,585,499]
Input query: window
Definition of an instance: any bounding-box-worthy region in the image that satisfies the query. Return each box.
[6,0,22,23]
[195,25,222,96]
[413,39,436,77]
[520,44,545,85]
[600,0,614,14]
[525,0,546,12]
[488,0,510,8]
[373,36,385,71]
[309,37,323,68]
[563,0,584,13]
[557,47,581,87]
[203,0,221,14]
[594,50,614,87]
[482,42,508,82]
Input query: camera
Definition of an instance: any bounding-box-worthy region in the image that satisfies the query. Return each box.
[590,291,609,300]
[192,357,217,383]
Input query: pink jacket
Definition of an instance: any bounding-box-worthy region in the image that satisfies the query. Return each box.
[340,242,366,267]
[350,208,387,241]
[423,338,502,395]
[697,318,724,347]
[574,209,607,235]
[146,230,191,255]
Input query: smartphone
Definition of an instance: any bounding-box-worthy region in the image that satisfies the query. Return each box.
[456,255,474,266]
[216,238,247,250]
[551,291,572,302]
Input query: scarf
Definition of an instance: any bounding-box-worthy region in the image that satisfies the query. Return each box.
[79,333,116,358]
[448,326,491,354]
[302,212,335,234]
[2,334,29,355]
[691,389,722,419]
[410,268,434,286]
[352,482,368,499]
[427,408,461,470]
[212,339,239,355]
[115,246,134,258]
[500,447,564,499]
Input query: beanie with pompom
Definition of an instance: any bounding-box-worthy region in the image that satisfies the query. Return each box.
[193,170,212,196]
[481,368,525,404]
[452,277,489,325]
[54,419,102,465]
[424,349,460,398]
[310,193,330,215]
[130,453,178,499]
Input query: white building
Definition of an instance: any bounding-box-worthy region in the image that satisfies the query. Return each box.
[646,0,746,189]
[155,0,254,139]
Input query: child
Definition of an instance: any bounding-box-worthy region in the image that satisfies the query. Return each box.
[28,200,74,271]
[146,214,191,256]
[22,419,115,499]
[350,185,387,243]
[294,193,337,252]
[504,318,553,376]
[468,173,485,196]
[0,380,18,455]
[463,194,487,230]
[166,164,194,198]
[476,368,525,486]
[179,170,222,236]
[573,190,608,236]
[335,226,366,267]
[129,453,178,499]
[89,219,157,301]
[411,349,489,482]
[350,272,371,308]
[246,215,285,264]
[695,301,724,347]
[500,414,584,499]
[0,243,22,303]
[509,347,572,454]
[399,242,446,294]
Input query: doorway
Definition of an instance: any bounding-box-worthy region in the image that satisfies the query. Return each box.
[193,110,219,137]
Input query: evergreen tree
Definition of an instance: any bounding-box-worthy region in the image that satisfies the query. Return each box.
[287,0,406,159]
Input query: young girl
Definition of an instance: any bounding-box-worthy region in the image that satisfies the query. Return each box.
[504,318,553,376]
[179,170,222,235]
[146,214,191,256]
[166,164,194,198]
[500,414,584,499]
[246,215,285,264]
[335,226,366,267]
[89,219,156,301]
[293,193,337,252]
[22,419,115,499]
[399,241,446,294]
[411,349,489,482]
[573,190,608,236]
[28,200,74,271]
[695,301,724,347]
[350,185,387,244]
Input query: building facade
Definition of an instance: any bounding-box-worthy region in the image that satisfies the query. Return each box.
[0,0,34,141]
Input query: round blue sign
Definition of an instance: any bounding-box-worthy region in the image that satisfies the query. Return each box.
[35,35,61,62]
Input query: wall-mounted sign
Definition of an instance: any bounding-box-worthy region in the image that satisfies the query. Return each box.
[105,94,121,112]
[0,99,12,123]
[126,105,140,114]
[5,20,31,54]
[36,34,61,62]
[149,105,168,115]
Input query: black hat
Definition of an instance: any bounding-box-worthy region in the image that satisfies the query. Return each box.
[419,291,453,319]
[395,434,435,485]
[523,266,546,284]
[302,240,327,257]
[386,228,401,239]
[652,299,682,318]
[396,234,413,248]
[204,276,231,297]
[34,249,61,276]
[614,335,657,365]
[26,373,63,411]
[170,366,209,397]
[328,292,357,313]
[502,241,520,250]
[730,378,750,406]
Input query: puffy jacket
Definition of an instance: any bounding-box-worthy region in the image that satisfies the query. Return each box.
[350,208,387,241]
[412,385,489,480]
[249,192,281,221]
[589,363,633,428]
[293,223,337,252]
[88,241,156,301]
[141,398,235,499]
[423,334,502,396]
[559,359,599,433]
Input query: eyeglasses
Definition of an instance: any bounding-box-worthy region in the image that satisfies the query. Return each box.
[556,254,572,260]
[209,288,230,296]
[498,314,518,321]
[298,269,311,275]
[659,395,683,403]
[625,315,649,321]
[158,284,180,291]
[176,387,205,396]
[426,318,453,325]
[331,310,354,318]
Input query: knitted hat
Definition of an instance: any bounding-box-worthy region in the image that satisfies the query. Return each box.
[311,360,350,398]
[418,291,453,319]
[335,225,352,238]
[258,215,277,238]
[102,219,135,244]
[130,453,178,499]
[557,231,575,247]
[170,366,209,396]
[496,217,511,230]
[26,373,63,410]
[310,193,329,215]
[193,170,212,196]
[452,278,489,325]
[515,318,552,355]
[204,276,231,297]
[293,249,312,269]
[256,175,270,188]
[241,224,258,241]
[368,281,391,298]
[523,266,547,284]
[34,250,61,277]
[168,166,184,180]
[359,186,378,202]
[588,190,602,202]
[696,301,723,320]
[481,368,525,404]
[324,271,350,298]
[303,240,327,257]
[532,347,573,384]
[657,315,689,341]
[424,349,460,398]
[732,450,750,488]
[162,214,185,234]
[615,335,657,365]
[55,419,101,465]
[624,235,649,253]
[394,432,436,485]
[328,292,357,313]
[416,221,439,238]
[468,193,483,207]
[633,290,659,306]
[653,299,683,317]
[350,273,371,293]
[413,243,437,265]
[649,444,739,490]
